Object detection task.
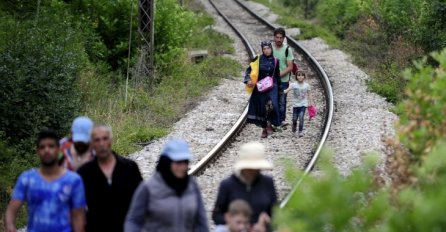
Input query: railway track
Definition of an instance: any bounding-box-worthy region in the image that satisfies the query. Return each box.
[190,0,334,212]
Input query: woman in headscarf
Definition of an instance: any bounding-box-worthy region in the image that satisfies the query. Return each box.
[244,40,282,138]
[212,141,277,232]
[124,139,209,232]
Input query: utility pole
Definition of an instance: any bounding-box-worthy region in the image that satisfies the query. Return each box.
[137,0,155,85]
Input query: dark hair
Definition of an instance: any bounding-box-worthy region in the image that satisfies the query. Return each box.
[37,129,60,147]
[274,27,286,37]
[294,71,306,80]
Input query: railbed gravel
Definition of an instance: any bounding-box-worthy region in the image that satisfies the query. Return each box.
[129,0,397,228]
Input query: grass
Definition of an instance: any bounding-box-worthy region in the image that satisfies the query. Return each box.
[250,0,341,48]
[79,5,241,155]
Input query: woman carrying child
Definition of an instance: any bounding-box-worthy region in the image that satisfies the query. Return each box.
[284,71,313,137]
[244,40,282,138]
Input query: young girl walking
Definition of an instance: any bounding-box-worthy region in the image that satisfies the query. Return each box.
[284,71,313,137]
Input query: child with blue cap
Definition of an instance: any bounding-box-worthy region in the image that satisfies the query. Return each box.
[60,116,95,170]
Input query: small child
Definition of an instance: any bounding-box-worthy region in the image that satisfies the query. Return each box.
[284,71,313,137]
[215,200,252,232]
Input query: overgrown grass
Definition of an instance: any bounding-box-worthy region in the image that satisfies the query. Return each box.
[80,12,241,155]
[250,0,341,48]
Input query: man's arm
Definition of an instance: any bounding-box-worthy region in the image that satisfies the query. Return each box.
[280,59,293,77]
[71,208,86,232]
[4,200,23,232]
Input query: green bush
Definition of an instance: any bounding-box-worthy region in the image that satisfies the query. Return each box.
[416,1,446,52]
[155,0,196,72]
[0,10,87,143]
[282,0,319,19]
[66,0,137,71]
[275,142,446,231]
[397,48,446,162]
[275,150,388,231]
[316,0,369,38]
[375,0,422,39]
[367,62,405,104]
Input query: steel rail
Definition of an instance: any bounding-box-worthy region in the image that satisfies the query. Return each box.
[190,0,334,209]
[233,0,334,208]
[187,0,256,176]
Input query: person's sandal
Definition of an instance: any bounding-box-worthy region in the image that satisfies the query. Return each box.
[281,121,289,127]
[266,125,273,135]
[261,129,268,138]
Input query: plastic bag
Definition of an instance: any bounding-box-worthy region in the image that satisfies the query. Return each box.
[308,105,317,120]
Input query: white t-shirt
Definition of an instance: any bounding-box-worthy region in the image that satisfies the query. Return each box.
[290,82,310,107]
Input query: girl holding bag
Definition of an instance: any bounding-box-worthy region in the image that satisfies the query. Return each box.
[244,40,282,138]
[284,71,314,137]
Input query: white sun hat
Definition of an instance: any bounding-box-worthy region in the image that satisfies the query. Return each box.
[234,141,273,171]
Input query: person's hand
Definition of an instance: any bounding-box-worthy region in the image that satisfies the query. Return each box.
[250,212,270,232]
[6,224,17,232]
[258,212,270,226]
[251,223,266,232]
[247,80,254,88]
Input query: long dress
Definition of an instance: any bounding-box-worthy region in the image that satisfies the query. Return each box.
[244,54,282,128]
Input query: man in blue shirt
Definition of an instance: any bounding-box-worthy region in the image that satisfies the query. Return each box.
[4,130,86,232]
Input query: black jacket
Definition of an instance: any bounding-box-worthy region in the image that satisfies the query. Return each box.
[78,152,143,232]
[212,173,277,225]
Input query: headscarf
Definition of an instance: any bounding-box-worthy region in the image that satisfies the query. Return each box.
[260,40,273,57]
[156,155,190,196]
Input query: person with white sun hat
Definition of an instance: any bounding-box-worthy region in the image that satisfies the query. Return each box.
[212,141,277,232]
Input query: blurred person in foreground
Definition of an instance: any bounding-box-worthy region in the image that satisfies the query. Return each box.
[212,141,277,231]
[214,199,252,232]
[60,116,95,171]
[125,139,209,232]
[4,130,86,232]
[78,125,142,232]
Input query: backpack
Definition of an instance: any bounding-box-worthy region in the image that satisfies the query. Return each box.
[285,46,299,75]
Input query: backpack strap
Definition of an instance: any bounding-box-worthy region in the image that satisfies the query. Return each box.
[285,46,289,58]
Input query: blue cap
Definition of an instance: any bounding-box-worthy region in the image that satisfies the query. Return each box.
[72,116,94,143]
[161,139,192,161]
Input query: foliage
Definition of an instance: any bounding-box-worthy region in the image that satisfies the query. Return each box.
[275,150,388,231]
[275,141,446,231]
[249,0,341,48]
[374,0,423,39]
[397,48,446,162]
[0,10,86,144]
[415,1,446,52]
[281,0,319,19]
[277,16,340,47]
[66,0,138,71]
[385,142,446,231]
[367,62,405,104]
[155,0,197,72]
[316,0,370,38]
